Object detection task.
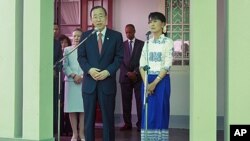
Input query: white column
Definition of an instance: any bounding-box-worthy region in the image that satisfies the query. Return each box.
[0,0,23,139]
[190,0,217,141]
[22,0,54,140]
[226,0,250,140]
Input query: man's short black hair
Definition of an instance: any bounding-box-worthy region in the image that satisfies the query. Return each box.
[90,6,107,17]
[125,24,135,30]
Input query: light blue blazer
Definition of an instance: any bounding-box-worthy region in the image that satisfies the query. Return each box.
[63,46,83,81]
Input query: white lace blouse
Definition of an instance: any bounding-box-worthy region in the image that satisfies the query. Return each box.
[139,34,174,75]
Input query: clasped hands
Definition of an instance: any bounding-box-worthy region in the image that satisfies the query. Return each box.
[89,68,110,81]
[73,74,82,84]
[127,71,137,82]
[146,82,157,95]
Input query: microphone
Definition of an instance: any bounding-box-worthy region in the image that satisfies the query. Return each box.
[145,31,151,36]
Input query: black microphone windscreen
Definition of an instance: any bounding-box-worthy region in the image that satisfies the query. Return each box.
[146,31,151,36]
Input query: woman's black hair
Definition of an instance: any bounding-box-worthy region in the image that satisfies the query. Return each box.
[58,34,72,46]
[148,12,167,36]
[148,12,166,23]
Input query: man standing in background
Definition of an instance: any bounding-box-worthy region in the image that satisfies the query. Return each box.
[119,24,144,132]
[53,23,62,135]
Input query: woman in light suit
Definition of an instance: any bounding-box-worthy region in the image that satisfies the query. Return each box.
[63,28,85,141]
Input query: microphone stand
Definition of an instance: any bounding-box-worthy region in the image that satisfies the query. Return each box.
[54,62,62,141]
[53,30,97,68]
[53,29,97,141]
[143,32,150,141]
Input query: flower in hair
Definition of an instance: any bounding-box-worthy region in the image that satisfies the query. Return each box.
[163,24,167,33]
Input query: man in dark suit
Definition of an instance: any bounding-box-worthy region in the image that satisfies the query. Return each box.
[53,23,62,135]
[119,24,144,132]
[77,6,123,141]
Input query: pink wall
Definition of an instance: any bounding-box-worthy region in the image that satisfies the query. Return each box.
[113,0,164,42]
[112,0,164,115]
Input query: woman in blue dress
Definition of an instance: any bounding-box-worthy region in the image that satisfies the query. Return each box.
[63,28,85,141]
[139,12,174,141]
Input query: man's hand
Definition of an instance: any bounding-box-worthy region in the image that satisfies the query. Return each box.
[127,71,137,82]
[89,68,101,80]
[94,70,110,80]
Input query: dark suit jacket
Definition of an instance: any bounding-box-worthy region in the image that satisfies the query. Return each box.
[78,28,123,94]
[119,39,144,83]
[54,39,62,73]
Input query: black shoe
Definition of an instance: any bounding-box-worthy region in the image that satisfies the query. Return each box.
[120,124,132,131]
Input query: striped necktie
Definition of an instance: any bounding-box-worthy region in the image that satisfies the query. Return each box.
[129,40,133,56]
[98,33,103,54]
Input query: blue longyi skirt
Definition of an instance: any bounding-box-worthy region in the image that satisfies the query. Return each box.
[141,74,171,141]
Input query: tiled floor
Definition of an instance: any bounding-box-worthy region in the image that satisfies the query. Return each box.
[56,128,224,141]
[57,127,140,141]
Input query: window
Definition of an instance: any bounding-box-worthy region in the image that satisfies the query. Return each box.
[165,0,190,66]
[54,0,81,37]
[54,0,113,37]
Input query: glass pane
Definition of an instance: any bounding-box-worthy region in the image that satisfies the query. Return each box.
[173,60,182,65]
[172,32,182,41]
[60,0,80,24]
[172,1,183,24]
[183,2,190,24]
[173,52,182,59]
[184,32,189,40]
[183,41,189,58]
[184,25,189,32]
[94,0,108,10]
[173,25,182,32]
[184,60,189,65]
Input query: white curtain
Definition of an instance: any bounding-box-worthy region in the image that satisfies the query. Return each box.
[60,0,80,24]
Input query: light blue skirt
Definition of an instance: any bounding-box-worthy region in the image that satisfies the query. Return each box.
[141,74,171,141]
[64,81,84,113]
